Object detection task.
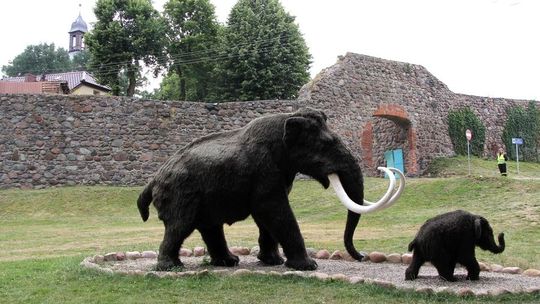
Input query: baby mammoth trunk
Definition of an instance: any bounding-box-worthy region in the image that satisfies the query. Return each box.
[488,233,505,254]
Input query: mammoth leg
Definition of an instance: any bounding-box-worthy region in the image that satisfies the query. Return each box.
[432,257,457,282]
[462,257,481,280]
[405,252,425,280]
[251,196,317,271]
[255,225,284,266]
[199,225,239,267]
[156,222,194,271]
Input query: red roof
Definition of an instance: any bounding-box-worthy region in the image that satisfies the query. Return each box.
[1,71,110,92]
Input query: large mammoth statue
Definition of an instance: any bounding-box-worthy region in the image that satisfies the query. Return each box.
[405,210,505,281]
[137,107,404,271]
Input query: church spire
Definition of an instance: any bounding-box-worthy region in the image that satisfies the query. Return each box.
[68,4,88,57]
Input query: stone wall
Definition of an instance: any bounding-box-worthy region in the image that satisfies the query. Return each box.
[298,53,537,175]
[1,52,538,189]
[0,94,299,189]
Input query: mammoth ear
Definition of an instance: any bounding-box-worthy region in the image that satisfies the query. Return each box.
[474,218,482,240]
[283,117,309,147]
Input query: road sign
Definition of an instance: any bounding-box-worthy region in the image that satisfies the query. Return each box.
[512,138,523,174]
[465,129,472,141]
[512,137,523,145]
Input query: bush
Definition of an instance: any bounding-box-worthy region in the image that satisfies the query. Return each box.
[502,101,540,162]
[447,107,486,156]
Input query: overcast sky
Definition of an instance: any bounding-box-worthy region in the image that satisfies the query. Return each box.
[1,0,538,100]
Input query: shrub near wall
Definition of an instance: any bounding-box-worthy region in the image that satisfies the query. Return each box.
[502,101,540,161]
[447,107,486,156]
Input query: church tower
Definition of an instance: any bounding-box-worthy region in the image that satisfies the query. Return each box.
[68,9,88,58]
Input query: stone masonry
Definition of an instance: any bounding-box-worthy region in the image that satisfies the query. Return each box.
[1,53,538,188]
[298,53,538,175]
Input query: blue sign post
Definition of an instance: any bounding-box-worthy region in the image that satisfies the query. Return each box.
[512,138,523,174]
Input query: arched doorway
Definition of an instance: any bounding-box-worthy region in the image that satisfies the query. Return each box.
[361,104,418,176]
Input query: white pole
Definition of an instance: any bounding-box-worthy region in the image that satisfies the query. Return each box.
[467,140,471,176]
[515,144,520,174]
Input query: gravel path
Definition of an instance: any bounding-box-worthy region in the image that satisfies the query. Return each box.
[90,255,540,296]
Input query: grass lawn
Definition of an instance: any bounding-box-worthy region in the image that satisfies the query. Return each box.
[1,156,539,303]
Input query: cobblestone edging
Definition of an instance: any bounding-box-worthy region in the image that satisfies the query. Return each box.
[81,247,540,297]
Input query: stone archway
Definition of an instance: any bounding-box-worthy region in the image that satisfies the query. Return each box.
[361,104,418,176]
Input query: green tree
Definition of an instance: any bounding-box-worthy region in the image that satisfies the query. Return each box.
[71,51,91,71]
[218,0,311,101]
[502,101,540,161]
[144,71,181,100]
[163,0,221,101]
[1,43,72,76]
[447,107,486,156]
[85,0,165,96]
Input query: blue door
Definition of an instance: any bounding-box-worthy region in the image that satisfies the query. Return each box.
[384,149,404,178]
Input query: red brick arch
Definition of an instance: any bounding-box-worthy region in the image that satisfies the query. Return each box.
[361,104,418,175]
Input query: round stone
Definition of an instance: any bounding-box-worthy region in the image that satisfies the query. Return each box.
[329,250,342,260]
[401,253,413,264]
[193,247,206,257]
[523,269,540,277]
[368,251,386,263]
[315,249,330,259]
[386,253,402,263]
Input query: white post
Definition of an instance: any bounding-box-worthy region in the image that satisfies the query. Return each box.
[515,143,520,174]
[467,141,471,176]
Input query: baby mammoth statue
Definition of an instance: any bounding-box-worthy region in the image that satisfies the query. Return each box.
[405,210,505,282]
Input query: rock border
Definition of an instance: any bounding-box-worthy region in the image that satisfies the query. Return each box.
[81,247,540,297]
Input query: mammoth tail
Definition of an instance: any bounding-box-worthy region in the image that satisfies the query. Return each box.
[408,239,416,252]
[137,181,154,222]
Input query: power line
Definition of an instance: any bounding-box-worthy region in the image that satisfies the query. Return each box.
[3,32,299,77]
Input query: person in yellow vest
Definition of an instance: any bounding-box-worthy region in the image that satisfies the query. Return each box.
[497,148,508,176]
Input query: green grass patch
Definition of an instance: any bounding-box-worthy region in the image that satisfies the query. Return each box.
[1,257,539,304]
[1,159,539,303]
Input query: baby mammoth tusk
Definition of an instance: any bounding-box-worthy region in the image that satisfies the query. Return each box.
[328,167,396,214]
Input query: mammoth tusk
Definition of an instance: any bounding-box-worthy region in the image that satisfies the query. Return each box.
[363,167,397,207]
[328,167,405,214]
[370,167,406,211]
[328,167,396,214]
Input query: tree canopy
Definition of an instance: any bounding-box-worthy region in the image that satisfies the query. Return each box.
[217,0,311,101]
[1,43,73,77]
[85,0,166,96]
[163,0,221,101]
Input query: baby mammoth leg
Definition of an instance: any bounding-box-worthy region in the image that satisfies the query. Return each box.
[405,252,425,280]
[199,225,239,267]
[156,222,194,271]
[255,225,284,266]
[432,257,457,282]
[462,256,481,280]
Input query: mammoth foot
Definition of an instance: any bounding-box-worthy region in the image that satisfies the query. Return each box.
[155,258,183,271]
[210,254,240,267]
[404,268,417,281]
[285,257,318,271]
[466,273,480,281]
[439,274,457,282]
[257,252,285,266]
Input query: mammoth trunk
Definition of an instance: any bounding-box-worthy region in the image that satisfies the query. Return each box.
[489,233,505,254]
[337,171,365,261]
